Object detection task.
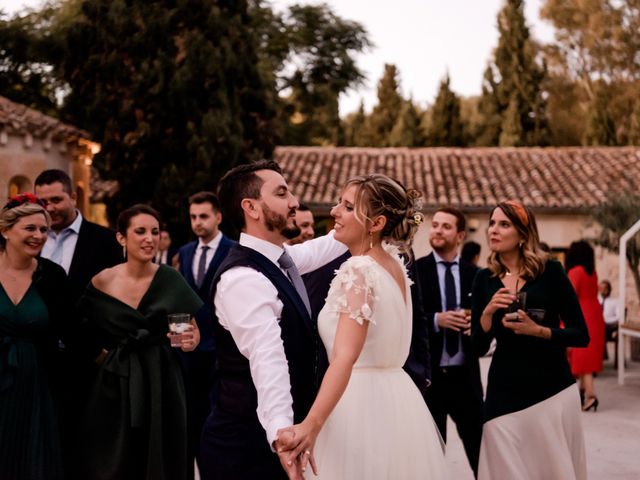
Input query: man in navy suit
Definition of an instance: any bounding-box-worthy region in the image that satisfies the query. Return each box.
[177,191,235,478]
[416,207,483,478]
[35,169,123,479]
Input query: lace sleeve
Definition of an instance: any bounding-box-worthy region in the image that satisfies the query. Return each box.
[327,258,379,325]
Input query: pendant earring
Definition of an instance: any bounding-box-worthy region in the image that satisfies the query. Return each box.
[368,231,373,250]
[122,245,127,259]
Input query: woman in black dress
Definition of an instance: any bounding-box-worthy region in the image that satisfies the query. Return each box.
[0,194,70,479]
[471,200,590,479]
[75,204,203,480]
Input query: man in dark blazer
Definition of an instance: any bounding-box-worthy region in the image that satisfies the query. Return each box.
[35,168,123,478]
[177,191,235,478]
[416,206,483,478]
[35,169,123,300]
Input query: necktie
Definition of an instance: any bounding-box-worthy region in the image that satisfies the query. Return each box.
[442,261,460,357]
[50,229,72,265]
[196,245,210,288]
[278,250,312,316]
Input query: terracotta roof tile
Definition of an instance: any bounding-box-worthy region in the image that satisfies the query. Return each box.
[274,146,640,212]
[0,96,88,141]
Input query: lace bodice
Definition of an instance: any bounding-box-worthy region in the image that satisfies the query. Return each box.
[318,246,413,369]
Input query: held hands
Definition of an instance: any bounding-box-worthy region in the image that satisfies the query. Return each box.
[276,420,320,477]
[274,430,304,480]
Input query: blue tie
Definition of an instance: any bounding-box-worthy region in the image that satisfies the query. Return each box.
[442,261,460,357]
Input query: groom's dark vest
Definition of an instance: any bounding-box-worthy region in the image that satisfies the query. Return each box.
[211,244,322,425]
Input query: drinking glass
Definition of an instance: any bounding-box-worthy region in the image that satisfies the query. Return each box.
[168,313,191,347]
[505,292,527,322]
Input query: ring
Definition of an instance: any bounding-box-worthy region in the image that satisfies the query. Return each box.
[304,450,311,455]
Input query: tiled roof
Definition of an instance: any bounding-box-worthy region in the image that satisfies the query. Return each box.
[274,146,640,212]
[0,96,88,141]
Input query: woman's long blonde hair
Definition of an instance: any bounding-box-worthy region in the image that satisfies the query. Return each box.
[487,200,548,281]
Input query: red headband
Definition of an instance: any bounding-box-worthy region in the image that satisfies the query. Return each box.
[3,193,46,211]
[504,200,529,227]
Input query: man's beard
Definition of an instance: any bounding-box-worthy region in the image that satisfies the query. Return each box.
[263,203,301,240]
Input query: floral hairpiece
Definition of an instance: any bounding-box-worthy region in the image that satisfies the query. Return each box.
[3,193,47,211]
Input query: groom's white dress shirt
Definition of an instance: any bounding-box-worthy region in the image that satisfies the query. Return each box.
[214,230,347,448]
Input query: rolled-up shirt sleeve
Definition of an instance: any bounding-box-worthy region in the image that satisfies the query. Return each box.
[214,266,293,448]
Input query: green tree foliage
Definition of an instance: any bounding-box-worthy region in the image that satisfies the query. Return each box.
[426,74,466,146]
[368,64,404,147]
[590,189,640,302]
[343,100,369,146]
[62,0,276,240]
[249,1,371,146]
[477,0,550,146]
[0,6,62,114]
[583,84,617,146]
[389,99,425,147]
[541,0,640,145]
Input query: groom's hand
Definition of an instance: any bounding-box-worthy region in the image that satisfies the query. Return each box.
[277,448,303,479]
[275,426,299,452]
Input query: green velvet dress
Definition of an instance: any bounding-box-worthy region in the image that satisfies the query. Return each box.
[0,271,64,479]
[75,265,203,480]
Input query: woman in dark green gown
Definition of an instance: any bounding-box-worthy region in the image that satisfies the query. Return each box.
[0,194,68,480]
[75,205,203,480]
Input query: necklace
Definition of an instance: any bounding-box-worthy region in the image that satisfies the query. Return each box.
[505,268,520,276]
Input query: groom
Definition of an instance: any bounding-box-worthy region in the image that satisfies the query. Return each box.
[199,160,346,479]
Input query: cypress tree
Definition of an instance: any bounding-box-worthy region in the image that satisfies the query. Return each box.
[477,0,549,146]
[62,0,276,241]
[583,85,617,146]
[368,64,404,147]
[427,74,466,146]
[389,99,425,147]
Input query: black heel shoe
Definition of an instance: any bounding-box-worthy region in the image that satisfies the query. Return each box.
[582,396,599,412]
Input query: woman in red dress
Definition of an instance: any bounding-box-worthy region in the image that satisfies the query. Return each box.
[566,240,605,411]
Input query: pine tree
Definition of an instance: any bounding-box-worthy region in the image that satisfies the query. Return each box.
[389,99,425,147]
[62,0,276,241]
[427,74,466,146]
[368,64,404,147]
[476,0,549,146]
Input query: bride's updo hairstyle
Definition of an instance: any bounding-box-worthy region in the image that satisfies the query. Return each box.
[345,173,423,253]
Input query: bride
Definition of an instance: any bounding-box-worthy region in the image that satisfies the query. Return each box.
[277,174,446,479]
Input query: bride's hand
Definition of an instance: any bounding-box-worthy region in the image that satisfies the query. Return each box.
[282,421,320,476]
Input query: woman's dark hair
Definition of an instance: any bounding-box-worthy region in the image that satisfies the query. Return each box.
[217,159,282,232]
[116,204,161,235]
[565,240,595,276]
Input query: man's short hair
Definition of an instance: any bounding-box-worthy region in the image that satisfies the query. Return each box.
[34,169,73,194]
[217,160,282,232]
[435,206,466,232]
[297,204,311,212]
[188,191,221,212]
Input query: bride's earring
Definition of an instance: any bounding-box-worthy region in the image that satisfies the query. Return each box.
[368,231,373,249]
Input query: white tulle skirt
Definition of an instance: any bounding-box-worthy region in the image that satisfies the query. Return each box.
[307,367,446,480]
[478,384,587,480]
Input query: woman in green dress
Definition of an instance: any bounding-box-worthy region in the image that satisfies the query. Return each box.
[75,204,203,480]
[0,194,69,479]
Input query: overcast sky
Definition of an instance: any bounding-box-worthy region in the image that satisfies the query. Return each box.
[2,0,555,115]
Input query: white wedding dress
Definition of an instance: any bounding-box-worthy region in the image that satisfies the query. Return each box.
[308,248,446,479]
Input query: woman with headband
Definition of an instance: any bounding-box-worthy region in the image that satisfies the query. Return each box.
[0,194,71,479]
[471,201,589,479]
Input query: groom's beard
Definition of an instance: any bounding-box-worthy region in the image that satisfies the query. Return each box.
[263,203,301,240]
